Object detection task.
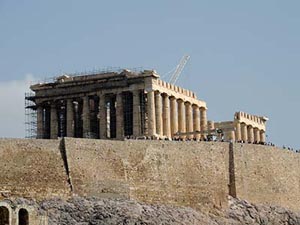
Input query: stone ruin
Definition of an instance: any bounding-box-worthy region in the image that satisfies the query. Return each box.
[26,69,268,142]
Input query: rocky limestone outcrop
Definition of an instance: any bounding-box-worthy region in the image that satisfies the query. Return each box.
[13,197,300,224]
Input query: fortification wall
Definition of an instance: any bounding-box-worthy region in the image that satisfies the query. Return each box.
[233,143,300,211]
[0,139,71,200]
[1,138,300,213]
[63,138,229,210]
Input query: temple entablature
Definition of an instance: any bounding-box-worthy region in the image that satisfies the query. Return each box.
[235,111,268,131]
[234,112,269,131]
[147,75,206,109]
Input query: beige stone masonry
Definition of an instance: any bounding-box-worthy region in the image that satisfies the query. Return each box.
[132,90,141,137]
[82,96,91,138]
[50,103,58,139]
[116,93,124,139]
[177,99,186,139]
[98,93,107,139]
[29,69,208,140]
[235,112,268,132]
[193,105,200,140]
[162,94,171,139]
[155,91,163,137]
[66,99,74,137]
[170,97,178,137]
[147,91,156,137]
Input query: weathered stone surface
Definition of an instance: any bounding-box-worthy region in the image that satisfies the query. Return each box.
[214,111,268,143]
[64,138,229,211]
[1,138,300,215]
[0,139,70,200]
[29,70,207,140]
[9,197,300,225]
[233,144,300,212]
[41,197,216,225]
[227,197,300,225]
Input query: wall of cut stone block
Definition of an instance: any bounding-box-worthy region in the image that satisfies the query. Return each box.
[0,139,71,201]
[232,143,300,212]
[63,138,229,211]
[1,138,300,213]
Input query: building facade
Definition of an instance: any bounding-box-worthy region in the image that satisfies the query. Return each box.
[214,111,268,143]
[27,69,208,140]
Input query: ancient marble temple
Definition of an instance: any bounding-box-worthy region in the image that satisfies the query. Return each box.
[26,69,208,140]
[214,112,268,143]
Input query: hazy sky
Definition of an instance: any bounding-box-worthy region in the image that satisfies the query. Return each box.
[0,1,299,149]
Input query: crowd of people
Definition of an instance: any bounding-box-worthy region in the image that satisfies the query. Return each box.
[125,135,300,153]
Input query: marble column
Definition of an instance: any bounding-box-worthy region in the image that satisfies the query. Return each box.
[229,131,236,142]
[241,123,248,143]
[155,91,163,137]
[162,94,171,139]
[133,90,141,137]
[254,128,260,143]
[82,96,91,138]
[248,126,254,143]
[116,93,124,139]
[36,105,44,139]
[185,102,193,139]
[260,130,266,143]
[170,97,178,138]
[207,120,215,135]
[66,99,74,137]
[147,91,156,137]
[193,105,200,140]
[50,103,58,139]
[200,107,207,139]
[235,122,241,141]
[177,99,186,139]
[99,94,107,139]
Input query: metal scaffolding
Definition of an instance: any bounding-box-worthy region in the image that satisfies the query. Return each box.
[25,92,37,139]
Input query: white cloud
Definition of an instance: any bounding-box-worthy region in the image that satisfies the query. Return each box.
[0,74,37,138]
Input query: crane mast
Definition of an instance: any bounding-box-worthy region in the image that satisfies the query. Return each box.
[169,55,190,85]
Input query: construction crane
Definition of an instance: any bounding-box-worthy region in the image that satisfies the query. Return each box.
[169,55,190,85]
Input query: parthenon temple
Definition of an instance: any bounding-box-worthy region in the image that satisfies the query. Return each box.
[214,112,268,143]
[26,69,208,140]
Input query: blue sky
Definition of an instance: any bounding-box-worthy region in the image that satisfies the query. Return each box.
[0,1,299,149]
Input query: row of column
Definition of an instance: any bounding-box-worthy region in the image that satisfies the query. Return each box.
[37,90,208,140]
[37,90,143,139]
[235,122,266,143]
[147,91,207,140]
